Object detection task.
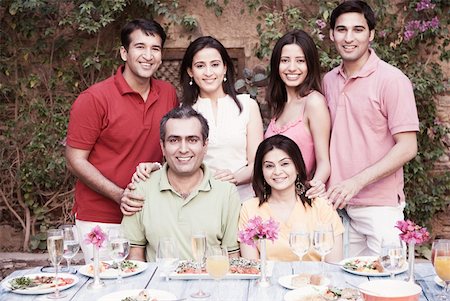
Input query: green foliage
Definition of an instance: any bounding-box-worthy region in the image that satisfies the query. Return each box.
[235,67,268,99]
[248,0,450,229]
[0,0,196,251]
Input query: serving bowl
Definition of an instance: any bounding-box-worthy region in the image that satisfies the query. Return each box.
[358,280,421,301]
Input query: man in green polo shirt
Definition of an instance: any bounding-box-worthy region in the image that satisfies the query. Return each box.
[122,106,241,261]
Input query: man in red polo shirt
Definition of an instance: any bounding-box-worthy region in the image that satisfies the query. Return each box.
[65,19,178,262]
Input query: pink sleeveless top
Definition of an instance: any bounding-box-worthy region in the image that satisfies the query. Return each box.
[264,112,315,178]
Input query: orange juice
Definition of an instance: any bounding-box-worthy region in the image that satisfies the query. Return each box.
[206,255,229,280]
[434,256,450,281]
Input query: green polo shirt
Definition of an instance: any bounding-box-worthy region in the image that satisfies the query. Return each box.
[121,164,241,261]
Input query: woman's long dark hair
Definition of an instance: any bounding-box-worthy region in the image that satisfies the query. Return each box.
[252,135,311,207]
[266,30,322,118]
[180,36,242,112]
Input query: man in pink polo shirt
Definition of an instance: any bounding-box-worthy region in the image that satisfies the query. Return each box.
[65,19,178,262]
[323,1,419,256]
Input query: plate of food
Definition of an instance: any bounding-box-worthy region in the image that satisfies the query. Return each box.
[169,257,273,280]
[2,273,78,295]
[435,276,445,288]
[79,260,147,279]
[284,287,360,301]
[278,273,331,290]
[339,256,407,276]
[97,289,177,301]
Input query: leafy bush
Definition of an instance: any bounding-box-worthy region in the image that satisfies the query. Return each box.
[247,0,450,228]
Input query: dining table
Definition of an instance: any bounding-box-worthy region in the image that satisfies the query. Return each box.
[0,261,443,301]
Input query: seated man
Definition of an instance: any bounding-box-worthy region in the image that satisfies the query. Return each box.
[122,106,241,261]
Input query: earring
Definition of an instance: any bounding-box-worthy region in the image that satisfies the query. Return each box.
[223,76,227,82]
[263,180,270,201]
[189,77,193,86]
[295,175,305,195]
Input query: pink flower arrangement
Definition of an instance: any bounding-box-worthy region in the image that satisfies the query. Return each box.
[85,225,107,249]
[395,220,430,245]
[239,216,279,247]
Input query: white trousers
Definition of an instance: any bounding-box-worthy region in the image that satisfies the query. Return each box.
[75,219,121,264]
[346,202,405,257]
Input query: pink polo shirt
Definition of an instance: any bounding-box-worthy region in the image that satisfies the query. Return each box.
[322,50,419,207]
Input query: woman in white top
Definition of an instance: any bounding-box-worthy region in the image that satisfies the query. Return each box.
[131,36,264,201]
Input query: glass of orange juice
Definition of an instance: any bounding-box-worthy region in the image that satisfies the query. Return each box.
[434,241,450,300]
[206,245,229,300]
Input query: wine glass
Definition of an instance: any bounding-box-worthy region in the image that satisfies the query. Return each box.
[432,239,450,265]
[156,237,179,281]
[433,241,450,300]
[47,229,65,299]
[108,228,130,283]
[206,245,229,301]
[289,231,310,262]
[60,225,79,274]
[191,231,210,298]
[379,237,406,279]
[313,224,334,275]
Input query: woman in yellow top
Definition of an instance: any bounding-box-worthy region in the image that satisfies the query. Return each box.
[239,135,343,262]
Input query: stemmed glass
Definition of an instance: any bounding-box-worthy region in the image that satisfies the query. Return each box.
[379,237,406,279]
[156,237,179,281]
[312,224,334,276]
[108,228,130,283]
[206,245,229,301]
[47,229,65,299]
[289,231,311,263]
[60,225,79,274]
[191,231,210,298]
[433,240,450,300]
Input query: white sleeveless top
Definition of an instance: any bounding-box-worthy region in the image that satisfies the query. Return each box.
[193,94,255,201]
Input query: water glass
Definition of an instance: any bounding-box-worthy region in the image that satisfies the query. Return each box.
[108,228,130,283]
[156,237,179,281]
[379,237,406,279]
[312,224,334,275]
[60,225,79,274]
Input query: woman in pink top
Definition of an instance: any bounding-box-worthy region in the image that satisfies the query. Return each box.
[265,30,330,198]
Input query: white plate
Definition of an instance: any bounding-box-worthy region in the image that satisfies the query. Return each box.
[339,256,408,277]
[78,260,148,279]
[278,274,331,290]
[284,286,326,301]
[2,273,79,295]
[97,289,177,301]
[169,261,274,280]
[435,276,445,288]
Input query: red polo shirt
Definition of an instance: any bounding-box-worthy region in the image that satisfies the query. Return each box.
[67,66,178,223]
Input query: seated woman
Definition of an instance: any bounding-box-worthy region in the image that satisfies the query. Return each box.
[239,135,343,262]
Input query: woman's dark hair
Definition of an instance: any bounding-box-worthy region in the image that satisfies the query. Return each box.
[121,19,167,50]
[266,30,322,119]
[330,0,376,31]
[179,36,242,112]
[252,135,311,207]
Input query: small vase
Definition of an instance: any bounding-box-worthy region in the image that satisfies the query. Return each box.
[88,246,105,289]
[407,241,415,283]
[256,238,271,287]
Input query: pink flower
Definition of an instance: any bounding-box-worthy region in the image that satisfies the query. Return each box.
[404,30,416,41]
[239,216,279,247]
[85,225,107,249]
[315,19,326,30]
[395,220,430,245]
[415,0,435,12]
